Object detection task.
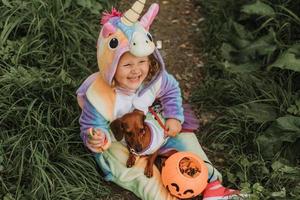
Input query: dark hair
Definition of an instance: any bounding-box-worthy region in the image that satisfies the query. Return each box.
[144,54,161,83]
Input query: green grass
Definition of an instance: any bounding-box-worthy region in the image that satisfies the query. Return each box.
[0,0,118,199]
[193,0,300,199]
[192,72,300,199]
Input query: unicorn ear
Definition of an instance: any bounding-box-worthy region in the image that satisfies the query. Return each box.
[101,22,117,38]
[140,3,159,30]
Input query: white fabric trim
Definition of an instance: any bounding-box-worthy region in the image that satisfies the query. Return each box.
[114,90,136,118]
[137,112,168,155]
[133,76,162,114]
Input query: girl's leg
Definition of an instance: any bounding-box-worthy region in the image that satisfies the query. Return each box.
[162,132,222,182]
[95,142,177,200]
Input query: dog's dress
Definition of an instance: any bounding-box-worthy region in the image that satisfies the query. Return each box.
[134,111,169,156]
[76,1,222,199]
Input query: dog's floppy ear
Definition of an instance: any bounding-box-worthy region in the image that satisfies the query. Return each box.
[133,108,144,114]
[110,119,124,141]
[133,109,146,120]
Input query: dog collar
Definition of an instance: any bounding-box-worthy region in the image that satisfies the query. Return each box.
[148,107,167,131]
[129,147,140,156]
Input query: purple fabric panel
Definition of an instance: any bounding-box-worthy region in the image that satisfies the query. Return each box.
[76,72,99,95]
[79,97,110,146]
[76,73,99,145]
[157,71,184,123]
[182,104,200,131]
[76,73,110,146]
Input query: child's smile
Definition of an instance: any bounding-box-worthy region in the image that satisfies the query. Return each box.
[115,52,150,91]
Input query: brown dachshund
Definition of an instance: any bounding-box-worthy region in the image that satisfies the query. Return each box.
[110,109,175,178]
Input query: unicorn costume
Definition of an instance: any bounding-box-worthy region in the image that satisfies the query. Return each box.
[77,1,221,199]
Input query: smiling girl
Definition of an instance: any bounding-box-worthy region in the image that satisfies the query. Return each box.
[76,1,242,199]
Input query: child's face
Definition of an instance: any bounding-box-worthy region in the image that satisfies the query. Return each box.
[115,52,150,91]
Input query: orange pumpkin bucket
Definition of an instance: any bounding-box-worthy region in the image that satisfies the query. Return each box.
[161,152,208,199]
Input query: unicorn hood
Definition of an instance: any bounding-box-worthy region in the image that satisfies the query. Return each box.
[83,1,164,121]
[96,1,162,87]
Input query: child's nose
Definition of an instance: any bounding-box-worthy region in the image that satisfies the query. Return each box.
[130,66,140,73]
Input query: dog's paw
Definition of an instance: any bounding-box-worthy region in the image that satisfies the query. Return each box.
[144,166,153,178]
[126,163,133,168]
[126,159,135,168]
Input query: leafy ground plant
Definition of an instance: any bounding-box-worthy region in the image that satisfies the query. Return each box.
[193,0,300,199]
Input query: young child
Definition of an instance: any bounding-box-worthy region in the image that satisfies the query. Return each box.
[77,1,241,199]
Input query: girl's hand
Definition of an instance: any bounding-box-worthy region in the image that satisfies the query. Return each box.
[86,128,110,153]
[164,118,182,137]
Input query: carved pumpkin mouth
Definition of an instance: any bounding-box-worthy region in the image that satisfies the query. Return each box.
[166,183,195,197]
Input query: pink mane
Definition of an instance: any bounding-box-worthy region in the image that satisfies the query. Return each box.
[101,7,122,25]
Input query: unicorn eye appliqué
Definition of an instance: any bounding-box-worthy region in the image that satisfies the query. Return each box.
[146,33,153,42]
[109,38,119,49]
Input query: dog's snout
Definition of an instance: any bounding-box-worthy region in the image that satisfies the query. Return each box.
[135,144,143,152]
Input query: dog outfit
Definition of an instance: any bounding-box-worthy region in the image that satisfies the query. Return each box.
[132,110,169,156]
[76,1,221,199]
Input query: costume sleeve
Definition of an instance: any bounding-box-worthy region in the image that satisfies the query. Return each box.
[156,71,184,123]
[76,72,99,109]
[79,98,112,147]
[76,73,112,148]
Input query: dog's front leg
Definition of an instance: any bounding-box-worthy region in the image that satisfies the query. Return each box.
[126,152,136,168]
[144,150,159,178]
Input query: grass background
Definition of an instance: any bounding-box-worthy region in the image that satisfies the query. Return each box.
[0,0,117,199]
[193,0,300,199]
[1,0,300,199]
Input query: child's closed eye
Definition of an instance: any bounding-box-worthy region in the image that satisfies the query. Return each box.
[139,60,147,64]
[122,63,132,68]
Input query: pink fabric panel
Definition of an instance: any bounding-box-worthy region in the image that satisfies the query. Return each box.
[101,22,116,38]
[140,3,159,30]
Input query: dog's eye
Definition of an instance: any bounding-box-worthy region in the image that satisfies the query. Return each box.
[140,128,145,134]
[127,131,133,136]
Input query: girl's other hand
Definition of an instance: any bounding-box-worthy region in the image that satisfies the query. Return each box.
[164,118,182,137]
[86,128,109,153]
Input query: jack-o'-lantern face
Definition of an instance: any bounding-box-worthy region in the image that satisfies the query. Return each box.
[166,182,195,198]
[161,152,209,199]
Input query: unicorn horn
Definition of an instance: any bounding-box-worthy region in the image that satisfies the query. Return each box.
[121,0,146,26]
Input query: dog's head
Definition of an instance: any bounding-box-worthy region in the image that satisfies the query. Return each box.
[110,109,149,152]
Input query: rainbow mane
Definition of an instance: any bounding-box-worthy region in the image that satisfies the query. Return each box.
[101,8,122,25]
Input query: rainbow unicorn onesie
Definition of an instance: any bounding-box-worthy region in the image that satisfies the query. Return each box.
[76,1,221,199]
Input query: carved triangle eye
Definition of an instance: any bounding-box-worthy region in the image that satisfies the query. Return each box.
[171,183,179,192]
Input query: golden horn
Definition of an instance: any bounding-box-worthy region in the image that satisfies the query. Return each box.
[121,0,146,26]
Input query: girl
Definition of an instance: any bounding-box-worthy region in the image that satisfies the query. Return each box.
[77,1,241,199]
